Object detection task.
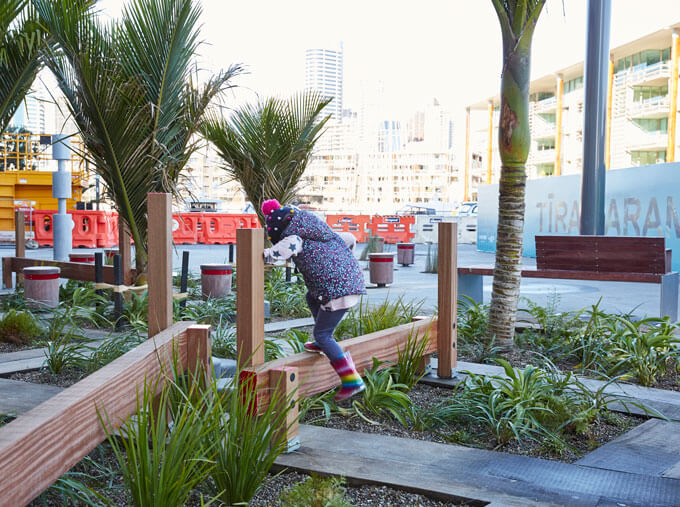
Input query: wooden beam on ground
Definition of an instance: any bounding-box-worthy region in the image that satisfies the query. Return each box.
[147,193,172,338]
[2,257,136,288]
[243,318,437,412]
[15,212,25,286]
[270,366,300,451]
[437,222,457,377]
[0,321,196,507]
[119,221,133,285]
[237,228,265,368]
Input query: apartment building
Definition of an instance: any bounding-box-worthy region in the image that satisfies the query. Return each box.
[467,23,680,197]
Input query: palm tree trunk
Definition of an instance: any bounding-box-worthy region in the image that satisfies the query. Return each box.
[487,37,532,348]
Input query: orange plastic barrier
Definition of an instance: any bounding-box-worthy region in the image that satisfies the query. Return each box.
[32,210,55,247]
[198,213,260,245]
[172,213,200,245]
[95,211,118,248]
[368,215,416,244]
[325,214,371,243]
[71,210,98,248]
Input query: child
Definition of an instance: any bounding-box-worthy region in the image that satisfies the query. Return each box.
[262,199,366,401]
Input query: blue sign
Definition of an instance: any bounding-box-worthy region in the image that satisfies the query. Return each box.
[477,162,680,270]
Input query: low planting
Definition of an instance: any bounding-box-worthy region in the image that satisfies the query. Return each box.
[456,295,680,388]
[277,474,351,507]
[334,295,423,340]
[0,309,42,345]
[265,267,310,318]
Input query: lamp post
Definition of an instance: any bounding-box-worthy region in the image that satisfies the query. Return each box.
[51,134,72,260]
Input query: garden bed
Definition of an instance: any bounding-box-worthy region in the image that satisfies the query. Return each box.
[302,383,644,464]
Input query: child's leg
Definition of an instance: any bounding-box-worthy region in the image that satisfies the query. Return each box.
[312,308,347,361]
[305,291,320,322]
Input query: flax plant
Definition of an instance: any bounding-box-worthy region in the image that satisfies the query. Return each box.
[33,0,241,278]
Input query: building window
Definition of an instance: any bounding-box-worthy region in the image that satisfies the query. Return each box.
[632,117,667,134]
[633,85,668,102]
[631,150,667,166]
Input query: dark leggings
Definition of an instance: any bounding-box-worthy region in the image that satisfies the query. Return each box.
[306,292,346,361]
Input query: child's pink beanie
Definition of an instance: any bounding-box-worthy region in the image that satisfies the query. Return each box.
[262,199,281,217]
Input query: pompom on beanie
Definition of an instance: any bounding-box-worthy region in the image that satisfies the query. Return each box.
[262,199,295,244]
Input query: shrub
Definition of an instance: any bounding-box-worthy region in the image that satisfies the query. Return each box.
[423,243,438,273]
[42,335,87,375]
[359,234,382,261]
[393,326,430,390]
[181,294,235,326]
[334,295,423,340]
[84,332,144,373]
[457,295,488,345]
[278,474,351,507]
[0,309,41,345]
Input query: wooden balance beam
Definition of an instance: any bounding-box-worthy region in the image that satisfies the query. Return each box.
[235,223,458,449]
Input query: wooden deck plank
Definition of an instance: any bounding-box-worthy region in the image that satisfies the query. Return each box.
[275,425,680,506]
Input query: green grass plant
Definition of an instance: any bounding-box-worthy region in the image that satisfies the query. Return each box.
[352,358,411,425]
[84,332,144,374]
[431,359,617,447]
[100,374,220,507]
[359,233,382,261]
[207,367,299,505]
[211,316,236,358]
[0,309,41,345]
[334,295,423,340]
[278,474,351,507]
[283,328,310,354]
[265,268,310,318]
[423,243,438,273]
[393,326,430,390]
[181,295,235,326]
[42,335,87,375]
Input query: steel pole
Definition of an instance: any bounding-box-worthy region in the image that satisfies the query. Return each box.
[579,0,611,235]
[52,134,72,260]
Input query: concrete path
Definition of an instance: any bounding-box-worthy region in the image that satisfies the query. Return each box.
[264,317,314,333]
[2,243,666,318]
[0,379,63,416]
[421,359,680,421]
[275,425,680,506]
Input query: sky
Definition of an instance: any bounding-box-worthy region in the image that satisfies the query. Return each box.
[98,0,680,120]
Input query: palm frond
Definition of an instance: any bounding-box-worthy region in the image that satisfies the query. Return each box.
[203,91,330,225]
[0,0,45,132]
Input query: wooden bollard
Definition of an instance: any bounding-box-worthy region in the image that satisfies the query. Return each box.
[396,243,415,266]
[201,264,233,300]
[368,253,395,287]
[69,252,95,263]
[23,266,60,308]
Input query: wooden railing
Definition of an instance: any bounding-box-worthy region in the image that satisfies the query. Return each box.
[0,321,210,507]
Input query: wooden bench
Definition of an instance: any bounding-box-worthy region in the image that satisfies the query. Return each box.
[458,235,679,321]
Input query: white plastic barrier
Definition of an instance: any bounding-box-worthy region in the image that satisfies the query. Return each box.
[414,215,457,243]
[458,216,477,244]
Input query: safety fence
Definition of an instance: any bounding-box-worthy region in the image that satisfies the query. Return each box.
[325,214,416,244]
[21,211,261,248]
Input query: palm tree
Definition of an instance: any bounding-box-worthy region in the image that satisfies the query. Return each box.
[33,0,241,279]
[487,0,547,348]
[0,0,45,132]
[202,92,331,227]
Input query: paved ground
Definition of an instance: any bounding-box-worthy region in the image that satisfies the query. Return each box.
[2,243,666,318]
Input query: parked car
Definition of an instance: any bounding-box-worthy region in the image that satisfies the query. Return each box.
[456,202,478,217]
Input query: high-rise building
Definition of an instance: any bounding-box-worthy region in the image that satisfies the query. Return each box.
[467,22,680,200]
[10,85,47,134]
[305,45,343,122]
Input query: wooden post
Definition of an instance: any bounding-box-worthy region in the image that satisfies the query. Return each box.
[3,257,13,289]
[236,228,265,368]
[15,211,25,286]
[148,193,172,338]
[119,220,132,285]
[113,254,123,330]
[269,366,300,452]
[186,324,212,388]
[437,222,457,377]
[180,251,189,309]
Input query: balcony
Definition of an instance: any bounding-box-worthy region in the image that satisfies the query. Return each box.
[626,131,667,151]
[534,96,556,113]
[627,95,670,119]
[529,147,556,165]
[626,62,671,87]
